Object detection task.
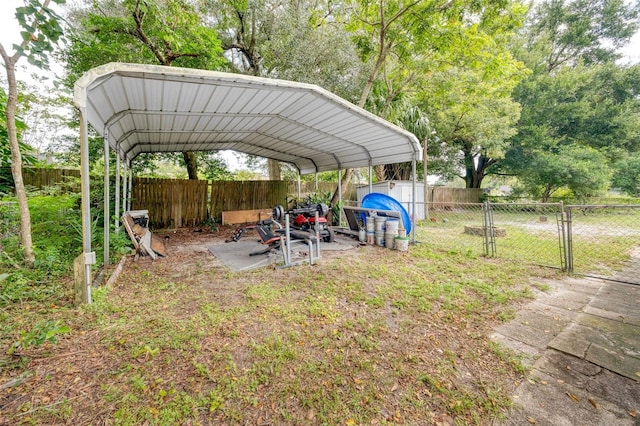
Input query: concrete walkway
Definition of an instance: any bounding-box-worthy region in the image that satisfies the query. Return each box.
[492,277,640,425]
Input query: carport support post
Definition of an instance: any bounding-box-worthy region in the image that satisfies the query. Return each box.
[369,164,373,195]
[127,166,132,211]
[115,150,120,232]
[338,169,342,227]
[122,159,128,220]
[103,132,110,266]
[78,108,94,304]
[411,159,417,242]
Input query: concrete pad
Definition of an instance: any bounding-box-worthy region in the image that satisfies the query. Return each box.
[584,305,640,327]
[585,343,640,382]
[493,309,571,350]
[495,276,640,426]
[489,332,541,367]
[547,323,592,358]
[498,368,635,426]
[208,240,280,272]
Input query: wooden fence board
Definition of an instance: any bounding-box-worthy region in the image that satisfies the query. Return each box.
[210,181,289,222]
[132,177,208,228]
[222,209,274,225]
[2,167,81,190]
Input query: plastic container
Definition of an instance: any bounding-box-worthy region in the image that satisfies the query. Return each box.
[395,237,410,251]
[385,218,400,233]
[385,233,395,249]
[374,216,387,232]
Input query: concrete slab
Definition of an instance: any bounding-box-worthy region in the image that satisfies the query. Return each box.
[493,276,640,426]
[208,240,280,272]
[207,234,360,272]
[548,311,640,380]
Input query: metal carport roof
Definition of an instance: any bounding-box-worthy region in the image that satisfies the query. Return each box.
[73,62,421,174]
[73,62,422,303]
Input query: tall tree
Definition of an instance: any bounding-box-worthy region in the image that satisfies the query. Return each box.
[202,0,281,179]
[63,0,227,178]
[0,0,65,267]
[504,0,640,200]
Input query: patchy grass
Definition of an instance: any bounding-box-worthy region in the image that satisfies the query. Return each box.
[0,231,559,425]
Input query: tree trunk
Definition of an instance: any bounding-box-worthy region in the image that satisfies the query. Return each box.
[463,146,495,189]
[3,56,35,266]
[329,168,353,210]
[182,151,198,179]
[267,159,281,180]
[374,164,386,181]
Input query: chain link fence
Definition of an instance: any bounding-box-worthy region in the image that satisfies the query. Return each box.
[415,202,565,268]
[565,205,640,285]
[415,202,640,285]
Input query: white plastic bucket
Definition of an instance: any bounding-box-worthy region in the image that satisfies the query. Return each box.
[374,216,387,232]
[365,216,375,232]
[385,219,400,233]
[395,237,410,251]
[375,230,385,246]
[366,231,375,245]
[385,233,395,249]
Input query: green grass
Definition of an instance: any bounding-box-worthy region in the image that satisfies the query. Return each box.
[4,197,640,425]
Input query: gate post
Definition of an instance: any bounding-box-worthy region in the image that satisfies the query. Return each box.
[566,206,574,272]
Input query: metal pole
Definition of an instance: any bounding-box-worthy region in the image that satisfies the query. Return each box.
[79,108,94,304]
[315,173,318,192]
[115,150,120,232]
[122,160,128,219]
[338,169,342,227]
[411,159,417,243]
[368,164,373,195]
[127,166,133,211]
[297,173,301,199]
[285,214,291,266]
[567,211,573,272]
[103,132,110,266]
[423,139,429,221]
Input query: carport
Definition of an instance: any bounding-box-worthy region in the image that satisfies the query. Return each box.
[73,62,422,303]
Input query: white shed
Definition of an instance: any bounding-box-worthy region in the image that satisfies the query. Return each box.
[357,181,426,220]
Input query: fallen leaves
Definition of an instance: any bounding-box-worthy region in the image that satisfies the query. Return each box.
[565,391,580,402]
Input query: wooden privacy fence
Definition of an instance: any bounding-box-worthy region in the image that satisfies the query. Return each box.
[132,178,208,228]
[429,187,483,205]
[209,180,289,221]
[288,181,357,201]
[1,167,81,190]
[131,179,290,228]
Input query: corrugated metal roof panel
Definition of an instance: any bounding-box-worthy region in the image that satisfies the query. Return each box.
[74,63,422,175]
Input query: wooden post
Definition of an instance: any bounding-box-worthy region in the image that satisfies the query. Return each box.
[74,254,89,305]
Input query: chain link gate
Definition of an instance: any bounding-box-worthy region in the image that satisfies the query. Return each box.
[481,202,566,270]
[564,205,640,285]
